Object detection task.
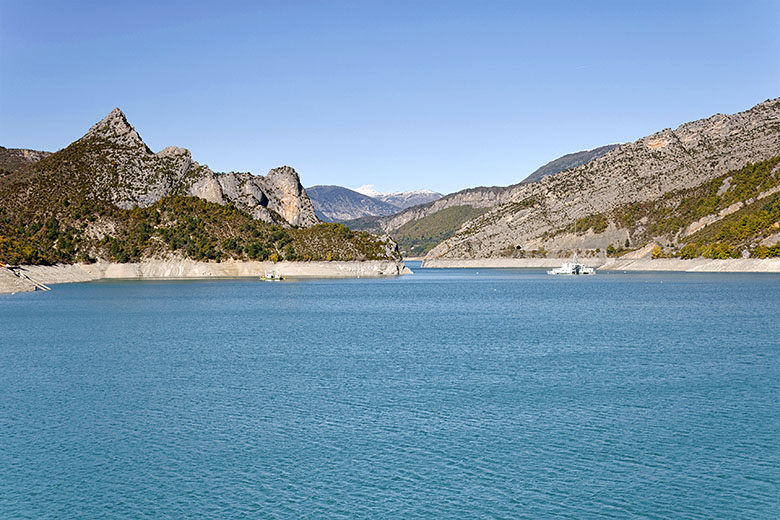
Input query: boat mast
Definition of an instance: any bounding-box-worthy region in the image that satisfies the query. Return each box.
[573,219,578,262]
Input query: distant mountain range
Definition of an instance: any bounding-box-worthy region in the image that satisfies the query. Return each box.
[309,146,616,228]
[307,185,400,222]
[346,144,623,255]
[521,144,619,184]
[307,184,442,222]
[353,185,443,209]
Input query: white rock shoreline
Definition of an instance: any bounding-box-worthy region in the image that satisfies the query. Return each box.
[421,257,780,272]
[0,259,412,294]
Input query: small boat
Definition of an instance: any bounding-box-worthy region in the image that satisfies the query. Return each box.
[548,252,595,276]
[547,220,595,276]
[262,271,285,281]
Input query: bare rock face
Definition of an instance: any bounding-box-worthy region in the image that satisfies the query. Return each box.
[349,146,611,235]
[59,108,318,227]
[0,146,51,174]
[217,171,276,223]
[262,166,318,227]
[213,167,318,226]
[72,108,218,209]
[85,108,149,150]
[427,97,780,259]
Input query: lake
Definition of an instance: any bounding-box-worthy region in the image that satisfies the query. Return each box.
[1,263,779,518]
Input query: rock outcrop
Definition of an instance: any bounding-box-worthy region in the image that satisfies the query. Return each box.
[216,167,317,227]
[348,146,618,235]
[427,97,780,259]
[27,108,318,227]
[0,146,51,175]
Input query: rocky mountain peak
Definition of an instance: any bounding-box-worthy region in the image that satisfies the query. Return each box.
[156,145,191,159]
[266,165,299,182]
[85,108,149,150]
[261,166,318,227]
[4,109,321,229]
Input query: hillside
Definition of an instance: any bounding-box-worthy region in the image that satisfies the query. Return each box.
[521,144,619,184]
[427,97,780,260]
[394,206,489,256]
[307,185,401,221]
[307,184,443,222]
[0,146,50,176]
[354,185,442,209]
[0,110,401,265]
[347,145,616,255]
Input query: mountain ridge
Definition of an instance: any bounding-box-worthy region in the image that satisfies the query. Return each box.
[345,144,621,254]
[0,146,52,176]
[10,108,319,228]
[521,144,620,184]
[307,185,402,222]
[427,97,780,260]
[352,185,442,209]
[0,109,402,265]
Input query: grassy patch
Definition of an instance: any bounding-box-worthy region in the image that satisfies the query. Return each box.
[393,205,488,255]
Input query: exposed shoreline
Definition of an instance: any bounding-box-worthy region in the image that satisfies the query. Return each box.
[7,255,780,294]
[421,257,780,272]
[0,259,412,294]
[421,258,610,268]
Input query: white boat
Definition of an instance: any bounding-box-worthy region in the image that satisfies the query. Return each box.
[262,271,285,281]
[547,252,595,275]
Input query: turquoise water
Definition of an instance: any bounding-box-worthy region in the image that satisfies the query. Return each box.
[1,264,779,518]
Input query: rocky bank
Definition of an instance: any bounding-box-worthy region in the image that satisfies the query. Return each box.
[0,259,411,294]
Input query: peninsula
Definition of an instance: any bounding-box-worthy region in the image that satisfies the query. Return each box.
[0,110,409,293]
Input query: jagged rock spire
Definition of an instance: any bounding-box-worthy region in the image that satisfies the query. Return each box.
[84,108,149,150]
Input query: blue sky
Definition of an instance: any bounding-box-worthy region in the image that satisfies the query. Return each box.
[1,1,778,194]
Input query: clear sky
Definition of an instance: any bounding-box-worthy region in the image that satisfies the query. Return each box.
[1,1,778,194]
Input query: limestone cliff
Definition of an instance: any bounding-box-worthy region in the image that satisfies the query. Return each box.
[215,167,317,227]
[55,108,318,227]
[427,97,780,259]
[0,111,408,266]
[0,146,51,175]
[347,145,618,239]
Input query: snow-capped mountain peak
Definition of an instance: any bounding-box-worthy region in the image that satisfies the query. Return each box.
[350,185,443,209]
[354,184,382,198]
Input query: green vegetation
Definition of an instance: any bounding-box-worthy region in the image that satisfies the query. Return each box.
[611,158,780,239]
[678,192,780,258]
[543,157,780,259]
[0,196,398,265]
[393,205,488,255]
[0,125,399,265]
[574,214,608,234]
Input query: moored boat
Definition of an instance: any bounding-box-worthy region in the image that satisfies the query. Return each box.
[547,252,595,275]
